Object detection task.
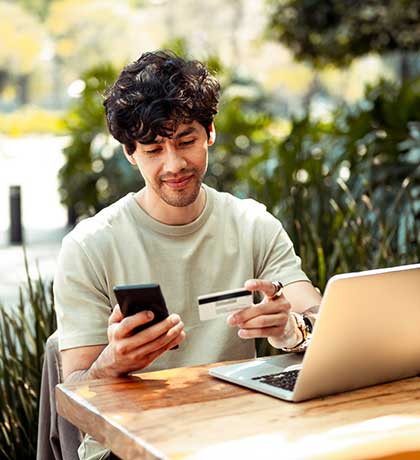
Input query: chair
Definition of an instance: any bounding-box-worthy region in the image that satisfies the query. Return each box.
[36,331,80,460]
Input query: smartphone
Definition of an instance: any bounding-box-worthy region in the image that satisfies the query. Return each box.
[113,283,171,335]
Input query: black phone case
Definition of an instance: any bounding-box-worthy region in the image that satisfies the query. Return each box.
[113,283,169,334]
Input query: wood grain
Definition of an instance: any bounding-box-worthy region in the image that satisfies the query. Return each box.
[56,362,420,460]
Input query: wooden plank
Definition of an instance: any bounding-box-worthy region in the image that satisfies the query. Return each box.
[56,363,420,460]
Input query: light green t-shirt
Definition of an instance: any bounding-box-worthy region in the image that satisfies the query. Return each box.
[54,184,309,460]
[55,185,308,367]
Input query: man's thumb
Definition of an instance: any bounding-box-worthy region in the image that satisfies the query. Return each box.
[109,304,124,325]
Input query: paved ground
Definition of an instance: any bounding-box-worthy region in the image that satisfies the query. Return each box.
[0,227,69,309]
[0,135,70,310]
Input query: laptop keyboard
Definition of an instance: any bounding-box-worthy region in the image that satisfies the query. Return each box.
[252,369,300,391]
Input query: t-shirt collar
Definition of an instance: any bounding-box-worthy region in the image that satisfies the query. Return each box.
[127,184,214,236]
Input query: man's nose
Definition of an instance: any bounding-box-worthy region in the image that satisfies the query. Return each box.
[164,147,187,173]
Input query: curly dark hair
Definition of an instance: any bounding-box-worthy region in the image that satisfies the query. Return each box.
[103,50,221,154]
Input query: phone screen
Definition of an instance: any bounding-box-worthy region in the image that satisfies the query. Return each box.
[113,283,170,334]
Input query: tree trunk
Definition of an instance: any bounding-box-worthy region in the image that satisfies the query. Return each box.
[0,69,8,94]
[67,205,77,227]
[302,72,321,112]
[17,74,30,105]
[400,52,411,84]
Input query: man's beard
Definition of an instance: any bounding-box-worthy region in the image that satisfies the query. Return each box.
[155,171,203,207]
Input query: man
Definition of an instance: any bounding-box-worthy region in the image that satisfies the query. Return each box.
[54,50,321,460]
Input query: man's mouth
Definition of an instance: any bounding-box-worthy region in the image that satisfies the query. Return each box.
[162,175,194,189]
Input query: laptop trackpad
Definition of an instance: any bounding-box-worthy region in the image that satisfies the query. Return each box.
[218,354,303,380]
[254,354,303,376]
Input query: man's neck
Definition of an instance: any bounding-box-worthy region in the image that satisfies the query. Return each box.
[135,187,206,225]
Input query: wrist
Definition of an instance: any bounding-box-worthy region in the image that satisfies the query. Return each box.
[281,312,311,353]
[88,345,122,379]
[268,313,302,349]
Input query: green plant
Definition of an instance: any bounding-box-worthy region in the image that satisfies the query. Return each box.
[246,80,420,357]
[254,166,419,358]
[245,77,420,287]
[339,79,420,201]
[266,0,420,80]
[59,63,142,223]
[208,79,274,195]
[0,256,56,460]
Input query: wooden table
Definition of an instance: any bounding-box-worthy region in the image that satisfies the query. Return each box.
[56,361,420,460]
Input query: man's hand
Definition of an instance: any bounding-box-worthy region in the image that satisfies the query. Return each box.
[91,304,186,377]
[226,279,301,349]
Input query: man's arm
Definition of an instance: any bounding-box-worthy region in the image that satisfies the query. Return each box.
[282,280,321,313]
[61,305,185,383]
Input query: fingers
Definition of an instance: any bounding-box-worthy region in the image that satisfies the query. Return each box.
[141,319,185,355]
[113,314,184,356]
[114,322,186,369]
[136,327,186,361]
[109,304,155,334]
[228,281,291,342]
[244,278,280,298]
[238,325,286,339]
[110,309,155,339]
[139,330,186,369]
[227,296,290,326]
[109,304,124,325]
[133,314,182,347]
[236,312,289,329]
[105,304,187,376]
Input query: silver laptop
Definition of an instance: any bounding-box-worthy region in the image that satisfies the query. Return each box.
[209,264,420,402]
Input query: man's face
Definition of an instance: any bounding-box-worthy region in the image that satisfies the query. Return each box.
[126,121,214,208]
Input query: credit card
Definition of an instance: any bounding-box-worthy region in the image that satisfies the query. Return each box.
[198,288,253,321]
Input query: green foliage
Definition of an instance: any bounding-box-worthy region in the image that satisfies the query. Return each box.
[243,78,420,294]
[59,63,142,221]
[266,0,420,68]
[208,79,274,194]
[0,2,45,75]
[0,106,65,136]
[339,79,420,186]
[253,78,420,357]
[161,36,189,58]
[0,256,56,460]
[16,0,56,20]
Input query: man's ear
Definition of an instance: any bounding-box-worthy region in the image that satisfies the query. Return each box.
[208,123,216,146]
[122,145,137,165]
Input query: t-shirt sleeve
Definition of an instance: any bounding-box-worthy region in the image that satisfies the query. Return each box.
[54,235,110,350]
[255,217,309,286]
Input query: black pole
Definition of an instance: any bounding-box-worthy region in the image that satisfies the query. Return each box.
[67,205,77,227]
[9,185,23,244]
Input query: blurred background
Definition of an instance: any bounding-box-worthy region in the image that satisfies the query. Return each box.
[1,0,420,305]
[0,1,419,456]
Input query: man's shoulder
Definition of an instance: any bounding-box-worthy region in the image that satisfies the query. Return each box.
[206,186,282,235]
[65,193,134,248]
[208,186,270,220]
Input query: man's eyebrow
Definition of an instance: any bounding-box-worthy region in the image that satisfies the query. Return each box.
[174,127,198,139]
[144,140,163,145]
[142,127,198,145]
[142,137,165,145]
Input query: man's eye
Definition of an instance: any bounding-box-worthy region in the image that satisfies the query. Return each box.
[145,148,161,154]
[179,139,195,146]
